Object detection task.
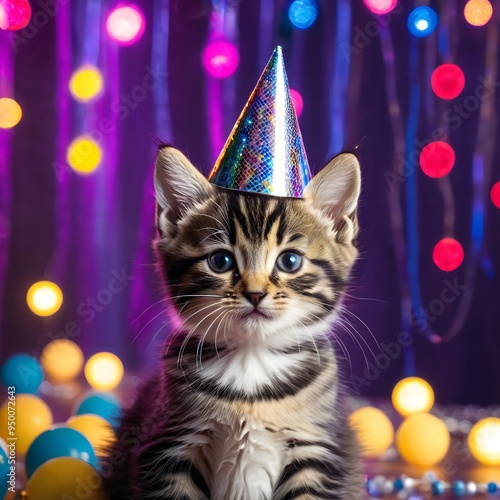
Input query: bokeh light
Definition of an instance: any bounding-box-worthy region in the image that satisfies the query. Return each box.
[67,414,116,456]
[40,339,84,382]
[0,0,31,31]
[419,141,455,178]
[67,136,102,174]
[288,0,318,30]
[290,89,304,117]
[407,6,438,37]
[363,0,398,15]
[69,66,103,102]
[431,64,465,100]
[392,377,435,417]
[1,354,43,394]
[491,181,500,209]
[349,407,394,459]
[468,418,500,465]
[106,4,145,45]
[433,237,464,271]
[202,40,239,79]
[464,0,493,26]
[396,413,450,466]
[26,281,63,317]
[0,97,22,128]
[84,352,124,390]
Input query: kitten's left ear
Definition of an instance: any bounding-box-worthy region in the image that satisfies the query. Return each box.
[154,146,213,233]
[304,153,361,239]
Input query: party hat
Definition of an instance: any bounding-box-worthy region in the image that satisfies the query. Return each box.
[208,46,311,198]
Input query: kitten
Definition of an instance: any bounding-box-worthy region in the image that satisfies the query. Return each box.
[102,145,364,500]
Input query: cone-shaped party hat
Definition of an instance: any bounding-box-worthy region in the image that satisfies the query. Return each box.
[208,46,311,198]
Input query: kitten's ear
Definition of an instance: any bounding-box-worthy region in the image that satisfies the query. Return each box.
[154,146,213,232]
[304,153,361,240]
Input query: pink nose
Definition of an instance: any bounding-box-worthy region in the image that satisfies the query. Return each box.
[243,291,267,306]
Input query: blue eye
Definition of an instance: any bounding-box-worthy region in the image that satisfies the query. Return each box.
[208,251,235,273]
[276,252,302,273]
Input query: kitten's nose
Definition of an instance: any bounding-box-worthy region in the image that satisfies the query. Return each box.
[243,291,267,306]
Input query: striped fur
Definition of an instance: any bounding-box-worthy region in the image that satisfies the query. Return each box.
[103,147,364,499]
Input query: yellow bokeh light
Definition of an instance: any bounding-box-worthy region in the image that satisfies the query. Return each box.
[69,66,103,102]
[26,281,63,316]
[464,0,493,26]
[67,136,102,174]
[40,339,84,382]
[0,97,22,128]
[84,352,124,390]
[391,376,435,417]
[396,413,450,467]
[66,414,116,456]
[468,417,500,465]
[349,406,394,459]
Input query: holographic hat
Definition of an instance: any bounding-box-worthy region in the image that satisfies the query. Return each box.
[208,46,311,198]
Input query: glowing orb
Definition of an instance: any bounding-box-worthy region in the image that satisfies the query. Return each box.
[106,5,145,45]
[67,414,116,456]
[290,89,304,118]
[349,407,394,459]
[392,377,435,417]
[40,339,84,382]
[464,0,493,26]
[468,418,500,465]
[0,394,53,455]
[396,413,450,467]
[0,97,22,128]
[203,40,239,79]
[288,0,318,30]
[431,64,465,100]
[67,136,102,174]
[363,0,398,15]
[408,6,438,37]
[84,352,124,390]
[69,66,103,102]
[26,281,63,317]
[433,237,464,272]
[419,141,455,178]
[491,181,500,209]
[0,0,31,31]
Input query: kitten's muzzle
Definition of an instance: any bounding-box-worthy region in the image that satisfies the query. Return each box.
[243,291,267,306]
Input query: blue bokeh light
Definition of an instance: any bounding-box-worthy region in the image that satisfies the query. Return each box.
[288,0,318,30]
[407,6,438,37]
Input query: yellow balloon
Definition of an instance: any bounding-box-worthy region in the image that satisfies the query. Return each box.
[349,406,394,459]
[392,376,435,417]
[396,413,450,467]
[0,395,53,455]
[27,457,106,500]
[84,352,124,390]
[40,339,84,382]
[468,417,500,466]
[67,414,116,456]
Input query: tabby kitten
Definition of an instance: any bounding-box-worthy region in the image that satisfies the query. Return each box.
[103,145,364,500]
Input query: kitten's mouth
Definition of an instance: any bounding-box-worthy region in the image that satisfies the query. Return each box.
[242,309,272,320]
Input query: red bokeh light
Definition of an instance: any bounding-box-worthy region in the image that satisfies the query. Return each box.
[419,142,455,178]
[0,0,31,31]
[431,64,465,100]
[290,89,304,117]
[491,181,500,209]
[433,238,464,272]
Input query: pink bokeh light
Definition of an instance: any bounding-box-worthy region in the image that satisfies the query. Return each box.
[431,64,465,100]
[106,5,145,45]
[433,238,464,272]
[0,0,31,31]
[363,0,398,15]
[290,89,304,117]
[202,40,239,79]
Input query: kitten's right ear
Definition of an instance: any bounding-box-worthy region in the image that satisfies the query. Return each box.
[154,146,213,234]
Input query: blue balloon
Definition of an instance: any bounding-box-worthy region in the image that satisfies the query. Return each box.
[25,427,98,478]
[0,354,44,394]
[0,439,10,498]
[75,392,122,428]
